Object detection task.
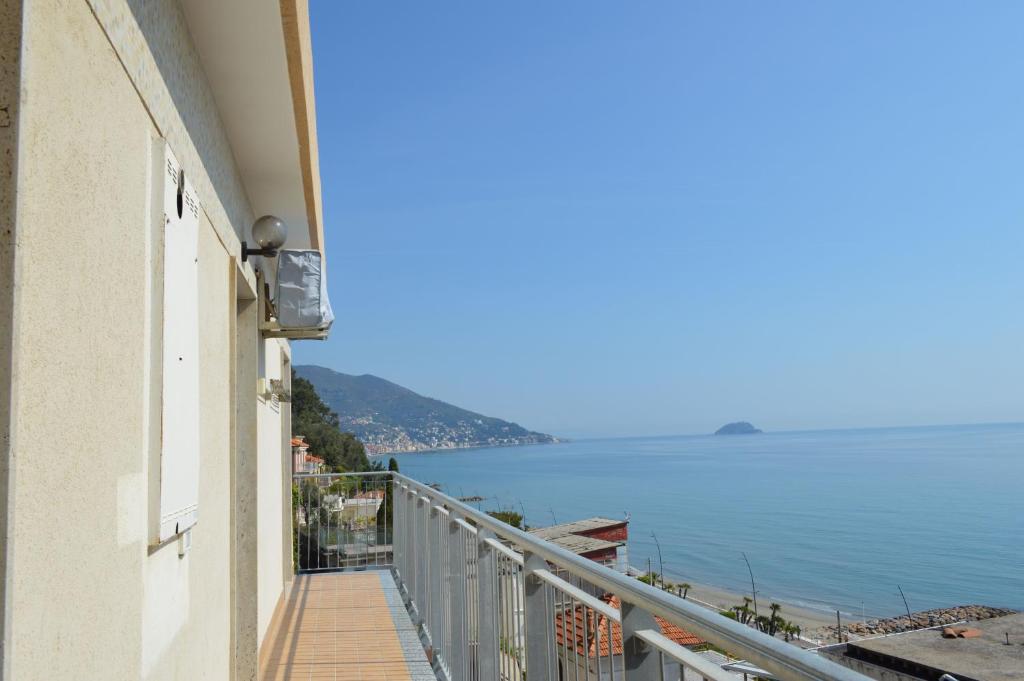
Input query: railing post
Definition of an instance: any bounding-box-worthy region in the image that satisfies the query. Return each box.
[399,486,407,594]
[415,494,429,625]
[399,481,407,573]
[523,551,554,681]
[621,600,661,680]
[404,488,417,605]
[427,504,444,658]
[447,512,468,680]
[393,480,403,578]
[476,529,499,681]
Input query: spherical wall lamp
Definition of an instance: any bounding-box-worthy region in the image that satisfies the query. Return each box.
[242,215,288,261]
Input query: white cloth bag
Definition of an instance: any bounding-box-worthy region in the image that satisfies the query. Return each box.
[275,249,335,329]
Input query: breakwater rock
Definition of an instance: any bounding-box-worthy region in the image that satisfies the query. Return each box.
[815,605,1016,640]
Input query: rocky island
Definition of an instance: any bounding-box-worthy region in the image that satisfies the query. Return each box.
[715,421,762,435]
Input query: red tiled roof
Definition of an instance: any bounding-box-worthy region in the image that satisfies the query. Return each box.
[291,438,308,448]
[304,453,324,464]
[554,594,705,658]
[353,490,384,499]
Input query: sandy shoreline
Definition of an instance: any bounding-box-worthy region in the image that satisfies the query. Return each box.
[644,570,858,643]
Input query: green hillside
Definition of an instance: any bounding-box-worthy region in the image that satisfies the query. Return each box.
[294,365,558,454]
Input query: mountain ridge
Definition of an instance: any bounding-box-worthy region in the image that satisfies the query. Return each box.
[295,365,559,454]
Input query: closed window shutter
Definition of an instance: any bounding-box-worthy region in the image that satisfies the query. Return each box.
[158,145,200,541]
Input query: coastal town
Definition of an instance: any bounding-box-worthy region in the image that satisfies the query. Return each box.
[357,419,557,455]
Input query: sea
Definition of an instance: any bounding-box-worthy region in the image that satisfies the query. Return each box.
[390,422,1024,619]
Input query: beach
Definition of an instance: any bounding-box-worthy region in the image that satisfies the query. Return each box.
[648,571,854,644]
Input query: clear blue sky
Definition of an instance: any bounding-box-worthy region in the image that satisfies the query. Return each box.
[300,1,1024,438]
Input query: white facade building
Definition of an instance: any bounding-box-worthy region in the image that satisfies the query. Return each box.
[0,1,327,678]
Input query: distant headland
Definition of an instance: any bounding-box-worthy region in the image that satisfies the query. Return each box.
[714,421,762,435]
[294,364,559,454]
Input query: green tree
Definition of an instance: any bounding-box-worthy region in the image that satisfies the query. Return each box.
[487,510,523,529]
[376,457,399,538]
[294,478,325,570]
[679,583,691,600]
[767,602,785,636]
[733,597,754,625]
[292,373,370,472]
[292,373,338,427]
[292,483,300,569]
[638,572,662,587]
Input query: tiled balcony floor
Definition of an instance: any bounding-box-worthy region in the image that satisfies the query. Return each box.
[262,571,434,681]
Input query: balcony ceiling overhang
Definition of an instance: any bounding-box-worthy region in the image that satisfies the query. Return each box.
[181,0,324,254]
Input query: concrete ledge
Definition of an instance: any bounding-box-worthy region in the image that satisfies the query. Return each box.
[378,572,436,680]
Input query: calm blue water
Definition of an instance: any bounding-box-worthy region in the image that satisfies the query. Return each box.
[392,423,1024,618]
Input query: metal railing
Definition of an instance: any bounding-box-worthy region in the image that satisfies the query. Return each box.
[292,471,867,680]
[391,472,870,681]
[293,472,392,571]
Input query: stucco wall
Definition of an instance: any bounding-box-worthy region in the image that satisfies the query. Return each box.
[4,1,291,678]
[820,652,920,681]
[0,0,24,674]
[256,338,290,643]
[88,0,254,253]
[8,1,153,675]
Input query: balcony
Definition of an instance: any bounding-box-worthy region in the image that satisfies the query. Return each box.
[276,472,869,681]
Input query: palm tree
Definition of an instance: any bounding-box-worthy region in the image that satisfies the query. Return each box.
[735,599,753,625]
[679,583,691,600]
[767,603,784,636]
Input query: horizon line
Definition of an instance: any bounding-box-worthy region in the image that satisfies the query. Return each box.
[557,419,1024,443]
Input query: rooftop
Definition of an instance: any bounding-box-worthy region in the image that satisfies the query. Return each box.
[542,533,623,556]
[555,594,706,658]
[529,517,627,541]
[844,613,1024,681]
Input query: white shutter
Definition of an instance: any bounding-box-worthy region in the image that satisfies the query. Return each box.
[158,145,200,541]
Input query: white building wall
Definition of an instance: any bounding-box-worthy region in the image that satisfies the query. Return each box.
[2,1,295,679]
[257,338,291,643]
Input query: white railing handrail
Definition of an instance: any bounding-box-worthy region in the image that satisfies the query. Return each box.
[533,568,622,622]
[635,629,735,681]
